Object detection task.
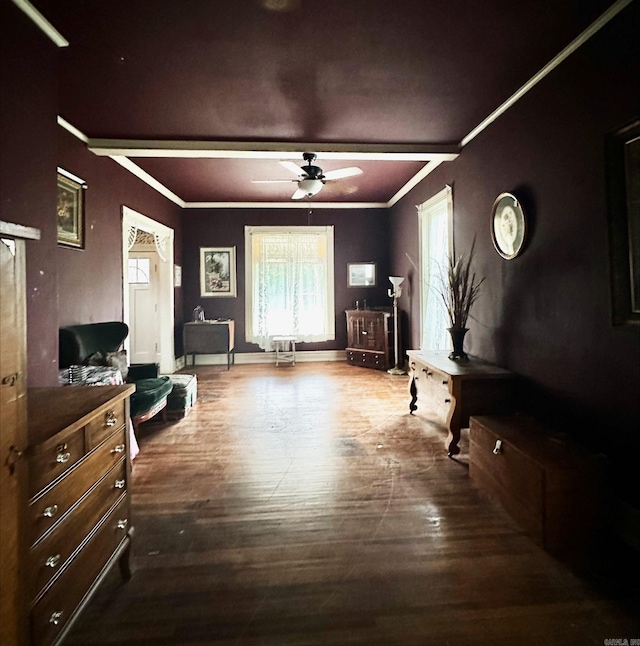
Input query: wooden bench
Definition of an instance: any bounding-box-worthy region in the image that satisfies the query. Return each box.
[469,415,603,556]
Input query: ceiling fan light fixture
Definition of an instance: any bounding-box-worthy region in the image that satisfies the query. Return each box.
[298,178,323,197]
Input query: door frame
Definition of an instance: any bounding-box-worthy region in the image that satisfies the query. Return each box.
[121,206,175,374]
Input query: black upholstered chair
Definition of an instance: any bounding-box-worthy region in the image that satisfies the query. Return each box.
[59,322,173,430]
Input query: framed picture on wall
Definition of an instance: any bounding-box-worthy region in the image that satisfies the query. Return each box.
[347,262,377,287]
[57,168,86,249]
[200,246,236,297]
[606,117,640,327]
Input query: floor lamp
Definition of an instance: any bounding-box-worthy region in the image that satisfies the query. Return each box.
[387,276,405,375]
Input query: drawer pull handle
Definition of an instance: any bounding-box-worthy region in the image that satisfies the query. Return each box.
[444,398,451,403]
[117,519,128,530]
[56,443,67,452]
[2,372,19,386]
[43,504,58,518]
[49,610,63,626]
[442,380,448,385]
[105,410,118,426]
[493,439,503,455]
[45,554,61,568]
[114,479,126,489]
[7,445,23,475]
[56,452,71,464]
[112,444,126,454]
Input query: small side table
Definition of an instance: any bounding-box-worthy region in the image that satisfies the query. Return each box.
[183,320,235,369]
[273,336,297,366]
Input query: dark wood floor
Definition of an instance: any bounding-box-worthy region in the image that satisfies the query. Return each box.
[65,362,639,645]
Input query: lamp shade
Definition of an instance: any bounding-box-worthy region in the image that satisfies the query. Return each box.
[389,276,405,287]
[298,178,323,197]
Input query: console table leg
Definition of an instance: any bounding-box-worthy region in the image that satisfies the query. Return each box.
[446,396,462,457]
[409,374,418,414]
[446,428,461,457]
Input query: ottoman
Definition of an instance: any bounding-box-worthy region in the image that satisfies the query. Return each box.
[163,374,198,419]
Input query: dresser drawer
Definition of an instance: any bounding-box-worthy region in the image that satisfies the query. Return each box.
[30,461,128,601]
[30,495,131,646]
[28,431,86,498]
[86,400,126,449]
[414,365,452,422]
[28,427,127,543]
[346,349,387,370]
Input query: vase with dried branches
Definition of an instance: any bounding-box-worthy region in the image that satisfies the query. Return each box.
[435,238,484,360]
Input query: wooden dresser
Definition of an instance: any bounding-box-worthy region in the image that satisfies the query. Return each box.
[345,309,393,370]
[406,350,515,456]
[469,415,603,555]
[26,385,135,646]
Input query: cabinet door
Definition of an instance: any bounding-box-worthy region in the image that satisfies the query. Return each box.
[0,235,28,646]
[347,313,387,351]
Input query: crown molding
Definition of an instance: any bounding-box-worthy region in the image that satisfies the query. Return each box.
[11,0,68,47]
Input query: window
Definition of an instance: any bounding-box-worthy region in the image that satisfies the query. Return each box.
[417,186,453,351]
[128,257,151,284]
[245,226,335,350]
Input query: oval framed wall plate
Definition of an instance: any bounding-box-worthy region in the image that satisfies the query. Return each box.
[491,192,526,259]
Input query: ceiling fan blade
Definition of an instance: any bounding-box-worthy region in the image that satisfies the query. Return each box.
[322,166,363,180]
[291,187,309,200]
[251,179,296,183]
[280,160,304,176]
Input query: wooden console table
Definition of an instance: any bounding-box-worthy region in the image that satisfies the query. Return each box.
[406,350,515,457]
[183,320,235,369]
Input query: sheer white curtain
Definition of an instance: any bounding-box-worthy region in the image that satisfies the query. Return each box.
[417,186,453,352]
[245,226,335,351]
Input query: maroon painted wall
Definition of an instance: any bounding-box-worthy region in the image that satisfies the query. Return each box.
[57,128,184,346]
[1,1,59,386]
[390,5,639,497]
[181,208,390,353]
[1,2,184,386]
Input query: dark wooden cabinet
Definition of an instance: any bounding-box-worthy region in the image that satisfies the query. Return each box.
[345,309,393,370]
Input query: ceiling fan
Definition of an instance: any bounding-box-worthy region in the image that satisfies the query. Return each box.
[252,152,363,200]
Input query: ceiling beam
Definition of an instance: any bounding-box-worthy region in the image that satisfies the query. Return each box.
[88,139,459,162]
[182,201,389,209]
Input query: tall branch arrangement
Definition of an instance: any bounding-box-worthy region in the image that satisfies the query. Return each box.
[436,239,485,330]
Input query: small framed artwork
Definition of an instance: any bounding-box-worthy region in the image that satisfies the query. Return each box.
[348,262,377,287]
[491,192,526,260]
[57,169,86,249]
[606,117,640,327]
[200,247,236,297]
[174,265,182,288]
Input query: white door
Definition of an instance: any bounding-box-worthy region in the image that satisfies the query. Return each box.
[128,252,160,365]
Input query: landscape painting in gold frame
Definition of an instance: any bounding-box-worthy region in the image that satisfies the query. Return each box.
[57,170,85,249]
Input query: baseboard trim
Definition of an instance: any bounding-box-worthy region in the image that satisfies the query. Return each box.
[178,350,346,366]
